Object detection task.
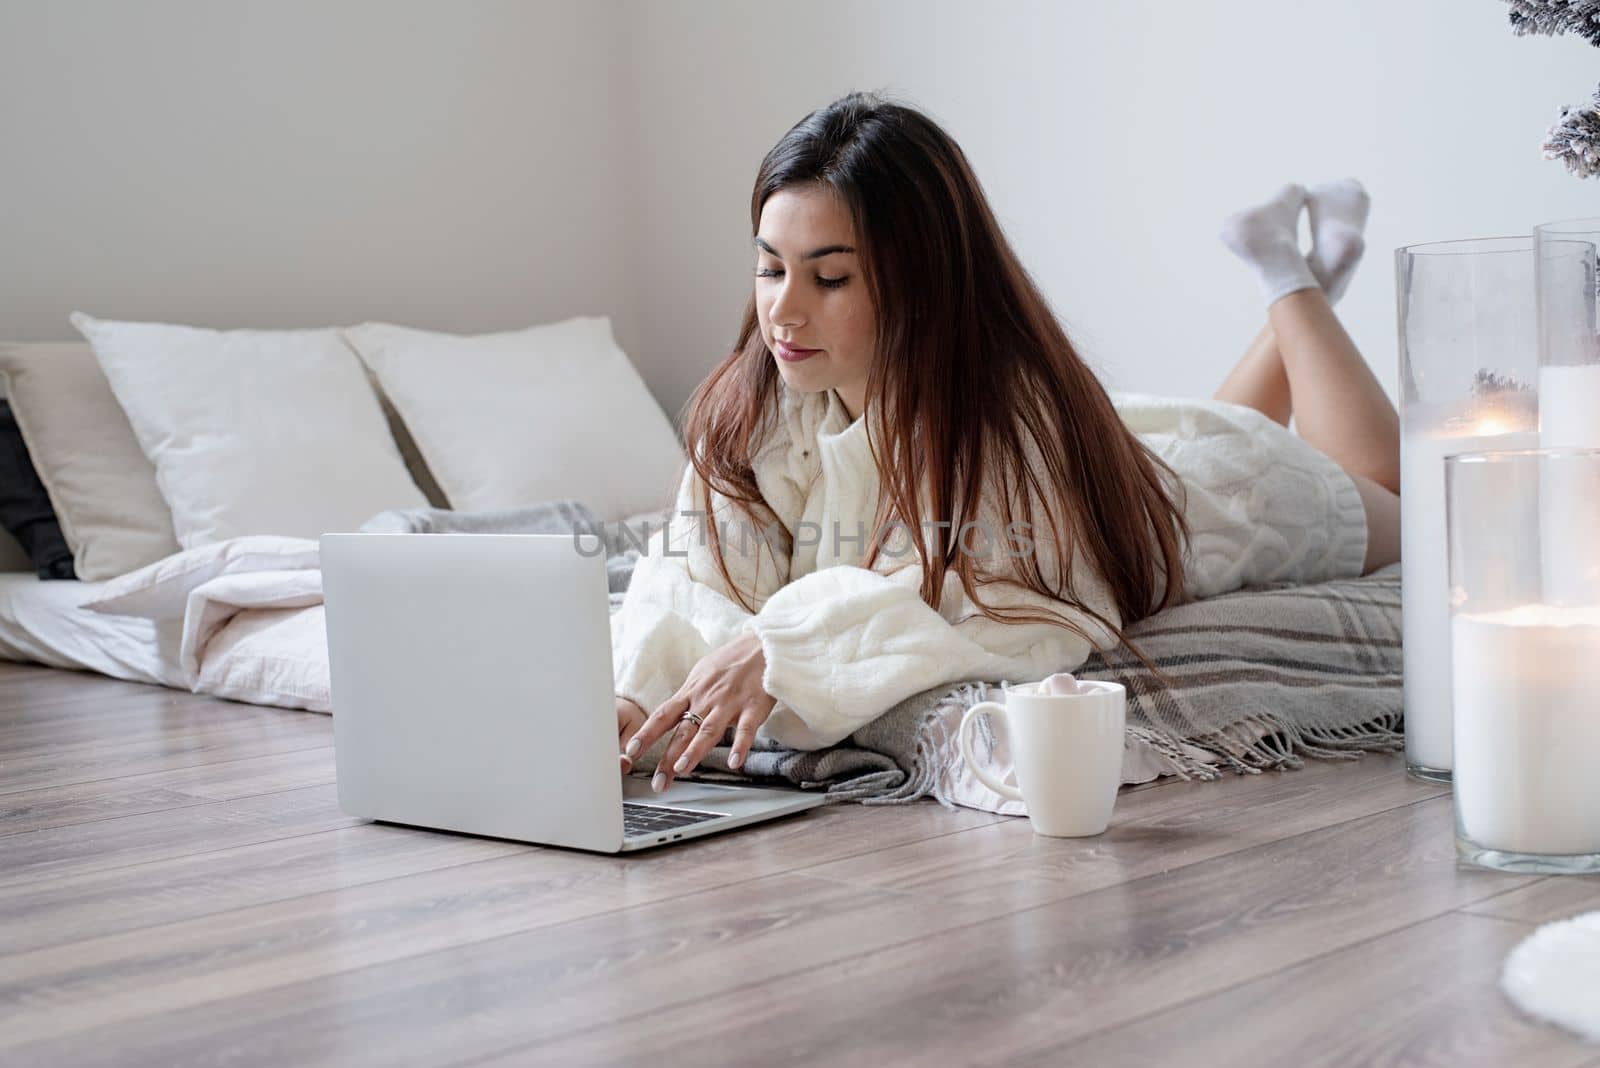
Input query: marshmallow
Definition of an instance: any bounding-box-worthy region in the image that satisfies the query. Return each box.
[1040,672,1082,696]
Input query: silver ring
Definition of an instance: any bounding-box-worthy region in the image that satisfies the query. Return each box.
[683,710,705,728]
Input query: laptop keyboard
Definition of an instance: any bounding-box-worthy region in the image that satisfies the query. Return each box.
[622,801,728,836]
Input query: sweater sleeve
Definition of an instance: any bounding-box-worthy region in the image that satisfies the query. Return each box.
[610,401,810,716]
[748,473,1124,751]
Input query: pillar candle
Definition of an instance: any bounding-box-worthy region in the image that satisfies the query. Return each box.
[1452,603,1600,855]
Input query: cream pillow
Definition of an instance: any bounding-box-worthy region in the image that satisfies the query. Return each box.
[70,313,428,548]
[342,316,685,523]
[0,341,181,580]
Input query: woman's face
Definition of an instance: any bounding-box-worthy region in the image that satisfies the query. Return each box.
[754,186,877,421]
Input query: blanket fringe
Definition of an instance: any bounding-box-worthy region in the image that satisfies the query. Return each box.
[846,681,990,809]
[845,680,1405,808]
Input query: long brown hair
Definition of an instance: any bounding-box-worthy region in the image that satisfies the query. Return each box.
[677,90,1191,683]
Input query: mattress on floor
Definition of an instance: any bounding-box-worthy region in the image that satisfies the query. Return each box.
[0,573,186,688]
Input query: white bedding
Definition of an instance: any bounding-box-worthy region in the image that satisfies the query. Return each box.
[0,541,329,712]
[0,573,186,688]
[80,537,332,714]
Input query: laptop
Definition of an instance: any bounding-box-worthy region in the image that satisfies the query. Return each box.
[320,531,828,853]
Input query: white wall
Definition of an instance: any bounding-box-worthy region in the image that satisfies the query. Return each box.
[0,0,647,393]
[2,0,1595,426]
[625,0,1600,415]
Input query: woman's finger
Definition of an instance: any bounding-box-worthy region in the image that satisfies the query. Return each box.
[618,715,645,772]
[626,691,689,762]
[670,708,732,778]
[653,715,705,791]
[618,711,643,747]
[727,712,763,771]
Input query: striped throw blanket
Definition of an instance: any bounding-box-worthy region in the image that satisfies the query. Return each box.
[656,561,1404,808]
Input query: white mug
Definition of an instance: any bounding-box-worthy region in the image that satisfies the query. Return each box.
[957,678,1126,837]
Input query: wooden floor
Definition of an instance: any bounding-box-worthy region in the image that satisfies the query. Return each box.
[2,662,1598,1067]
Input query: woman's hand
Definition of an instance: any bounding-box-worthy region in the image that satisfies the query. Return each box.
[622,631,776,792]
[617,696,648,773]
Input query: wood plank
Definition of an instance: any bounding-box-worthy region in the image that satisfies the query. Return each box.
[0,703,324,768]
[489,796,1541,1065]
[599,782,1005,881]
[0,662,166,696]
[1026,911,1596,1067]
[0,794,991,956]
[801,749,1444,911]
[3,790,1520,1067]
[0,671,189,717]
[0,797,1006,1055]
[0,824,534,956]
[621,754,1432,887]
[0,714,330,794]
[0,867,1007,1063]
[1458,876,1600,926]
[1,661,1531,1067]
[0,673,184,718]
[0,687,270,748]
[0,687,202,734]
[0,784,357,890]
[0,746,335,837]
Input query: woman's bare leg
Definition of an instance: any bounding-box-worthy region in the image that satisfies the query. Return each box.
[1215,291,1400,571]
[1213,323,1292,427]
[1266,287,1400,495]
[1348,470,1400,572]
[1222,287,1400,572]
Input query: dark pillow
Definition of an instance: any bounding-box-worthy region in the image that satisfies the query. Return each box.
[0,399,75,579]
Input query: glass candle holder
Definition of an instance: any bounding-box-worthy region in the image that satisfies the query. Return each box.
[1534,220,1600,604]
[1396,237,1542,782]
[1446,447,1600,874]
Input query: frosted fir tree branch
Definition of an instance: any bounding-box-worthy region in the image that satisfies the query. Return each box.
[1472,368,1534,396]
[1544,86,1600,178]
[1506,0,1600,45]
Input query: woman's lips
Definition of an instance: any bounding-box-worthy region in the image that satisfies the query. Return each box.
[775,340,819,362]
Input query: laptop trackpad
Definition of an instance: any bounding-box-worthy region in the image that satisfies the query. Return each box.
[622,775,776,804]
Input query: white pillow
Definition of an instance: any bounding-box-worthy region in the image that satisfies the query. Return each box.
[70,312,428,548]
[342,316,686,523]
[0,341,182,580]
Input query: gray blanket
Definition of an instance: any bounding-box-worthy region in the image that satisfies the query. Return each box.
[362,500,1404,808]
[360,500,644,610]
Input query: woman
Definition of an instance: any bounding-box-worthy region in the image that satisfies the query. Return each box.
[613,91,1401,793]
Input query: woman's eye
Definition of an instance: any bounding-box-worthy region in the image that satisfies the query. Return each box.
[754,268,848,289]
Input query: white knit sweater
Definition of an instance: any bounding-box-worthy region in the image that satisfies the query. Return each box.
[611,385,1368,750]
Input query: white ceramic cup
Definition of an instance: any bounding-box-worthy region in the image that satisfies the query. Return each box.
[957,678,1126,837]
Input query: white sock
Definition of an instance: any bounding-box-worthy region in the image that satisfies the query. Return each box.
[1306,178,1370,305]
[1219,183,1318,307]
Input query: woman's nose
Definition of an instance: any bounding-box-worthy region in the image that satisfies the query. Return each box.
[768,277,806,327]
